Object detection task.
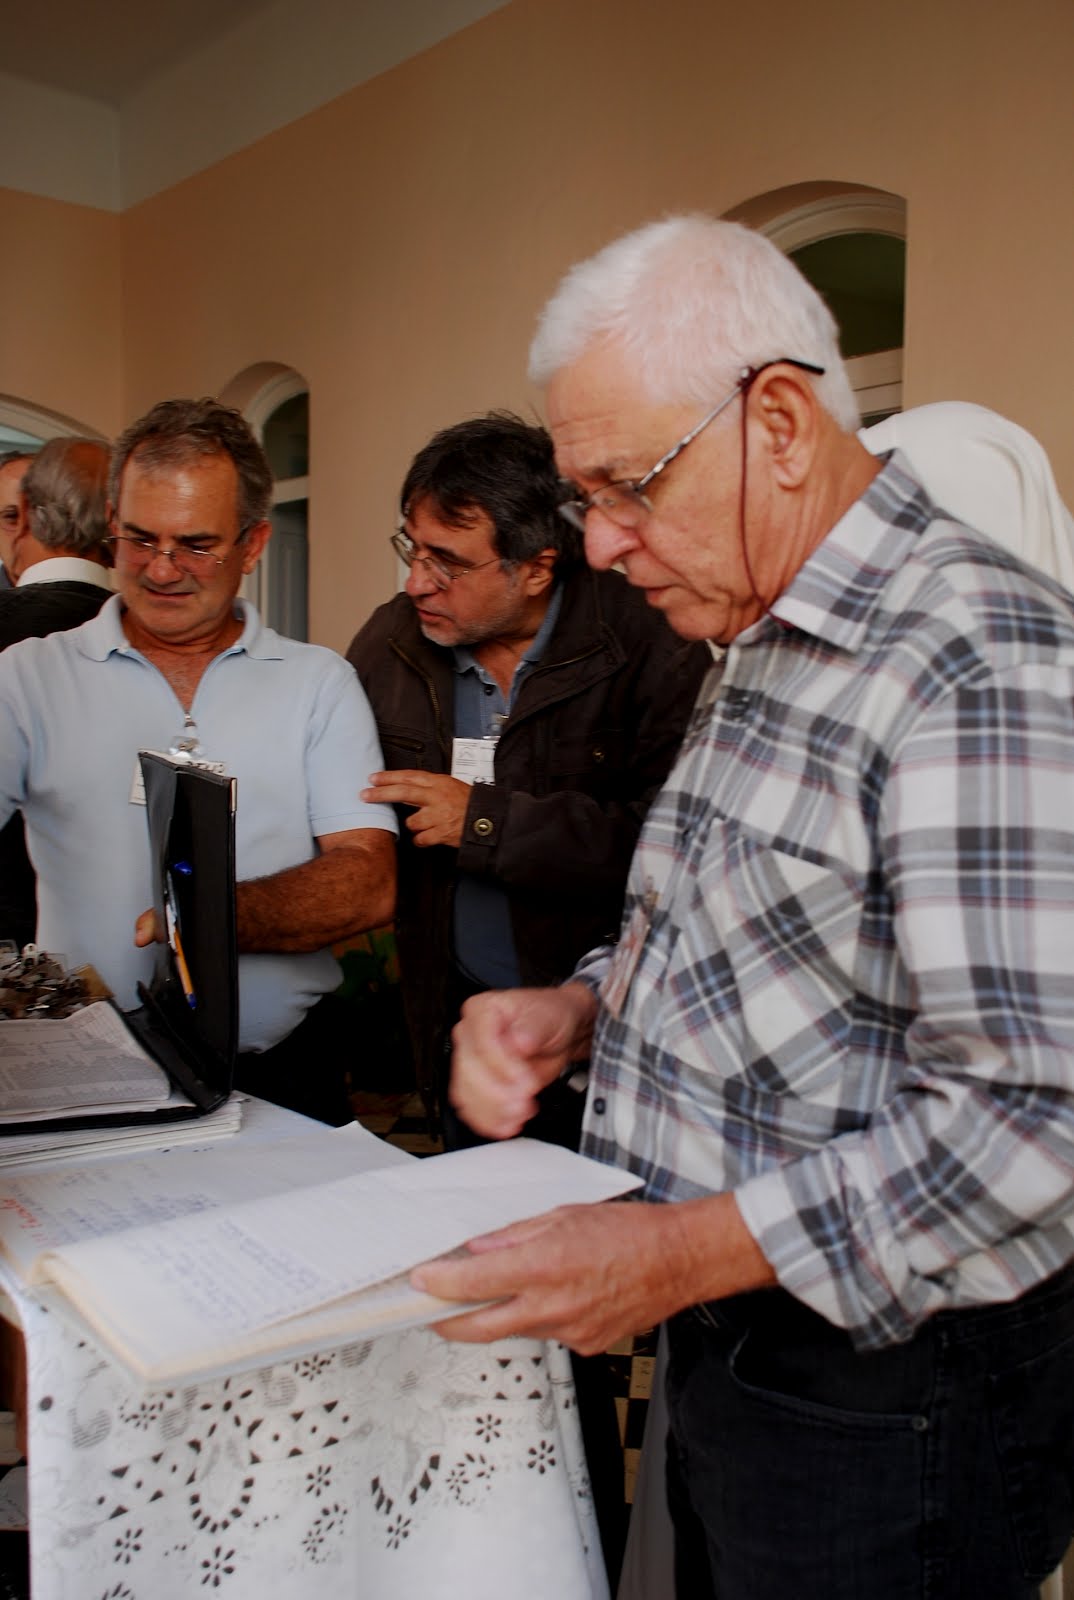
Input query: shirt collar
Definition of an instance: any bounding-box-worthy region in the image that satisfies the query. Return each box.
[16,556,113,590]
[763,450,934,655]
[452,582,564,679]
[76,594,283,662]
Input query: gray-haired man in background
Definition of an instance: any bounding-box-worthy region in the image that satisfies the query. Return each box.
[0,437,113,946]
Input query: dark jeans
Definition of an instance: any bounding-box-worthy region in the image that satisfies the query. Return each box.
[665,1264,1074,1599]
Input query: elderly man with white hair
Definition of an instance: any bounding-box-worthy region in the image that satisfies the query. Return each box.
[415,216,1074,1599]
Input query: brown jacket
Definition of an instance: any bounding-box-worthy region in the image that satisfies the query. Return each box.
[347,566,711,1119]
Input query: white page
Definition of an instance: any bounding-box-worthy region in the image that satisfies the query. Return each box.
[0,1094,243,1168]
[0,1120,410,1279]
[0,1002,170,1118]
[33,1263,489,1389]
[36,1138,642,1378]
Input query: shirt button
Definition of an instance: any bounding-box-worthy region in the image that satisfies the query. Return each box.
[593,1097,606,1114]
[483,683,495,695]
[472,817,494,838]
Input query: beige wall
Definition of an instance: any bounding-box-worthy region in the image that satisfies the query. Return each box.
[0,188,123,438]
[2,0,1073,650]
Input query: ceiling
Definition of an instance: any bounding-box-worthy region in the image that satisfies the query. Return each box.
[1,0,513,208]
[2,0,278,105]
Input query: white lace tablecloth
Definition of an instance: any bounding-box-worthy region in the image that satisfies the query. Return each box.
[10,1285,607,1600]
[0,1100,608,1600]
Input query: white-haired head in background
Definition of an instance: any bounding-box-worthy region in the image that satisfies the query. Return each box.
[862,401,1074,593]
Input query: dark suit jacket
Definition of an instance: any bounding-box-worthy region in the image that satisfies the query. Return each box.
[0,579,111,651]
[0,579,111,945]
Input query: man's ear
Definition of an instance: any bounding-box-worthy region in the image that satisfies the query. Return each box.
[9,496,34,574]
[240,520,272,573]
[750,366,820,489]
[523,548,558,596]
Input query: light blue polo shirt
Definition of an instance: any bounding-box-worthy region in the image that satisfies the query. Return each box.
[0,596,396,1050]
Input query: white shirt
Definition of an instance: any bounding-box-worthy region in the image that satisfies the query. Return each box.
[16,555,113,588]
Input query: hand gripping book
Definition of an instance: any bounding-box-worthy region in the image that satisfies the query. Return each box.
[0,1124,644,1385]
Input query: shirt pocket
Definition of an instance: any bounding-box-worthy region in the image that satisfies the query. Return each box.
[378,723,438,772]
[545,725,627,794]
[654,818,867,1126]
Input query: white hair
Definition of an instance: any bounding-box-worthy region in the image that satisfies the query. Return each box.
[529,214,859,431]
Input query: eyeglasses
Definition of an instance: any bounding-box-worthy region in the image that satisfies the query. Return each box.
[390,526,503,591]
[108,530,249,575]
[557,357,826,533]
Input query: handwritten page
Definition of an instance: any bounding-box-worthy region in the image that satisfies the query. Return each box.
[0,1002,170,1119]
[26,1137,641,1382]
[0,1121,407,1277]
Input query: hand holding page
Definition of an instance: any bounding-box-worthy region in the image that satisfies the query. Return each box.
[0,1127,641,1384]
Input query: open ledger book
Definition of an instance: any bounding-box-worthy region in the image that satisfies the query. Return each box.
[0,1001,244,1160]
[0,1121,641,1386]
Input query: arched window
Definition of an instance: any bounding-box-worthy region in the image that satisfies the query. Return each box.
[0,395,105,452]
[727,185,906,424]
[222,365,310,641]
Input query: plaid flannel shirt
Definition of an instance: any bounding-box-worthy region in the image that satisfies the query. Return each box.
[577,452,1074,1349]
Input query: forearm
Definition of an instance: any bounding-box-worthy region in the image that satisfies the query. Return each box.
[236,835,396,953]
[414,1189,776,1354]
[662,1190,778,1308]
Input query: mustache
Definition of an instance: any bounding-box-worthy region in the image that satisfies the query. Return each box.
[137,576,199,596]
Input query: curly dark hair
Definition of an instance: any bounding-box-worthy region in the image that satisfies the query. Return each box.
[401,411,580,575]
[110,398,273,529]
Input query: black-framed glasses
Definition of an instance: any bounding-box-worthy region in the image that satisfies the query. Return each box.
[108,529,249,575]
[557,357,826,533]
[390,525,503,591]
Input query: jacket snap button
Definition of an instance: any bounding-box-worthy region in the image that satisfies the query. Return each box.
[473,817,494,837]
[592,747,605,762]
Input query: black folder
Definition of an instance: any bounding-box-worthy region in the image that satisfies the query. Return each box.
[122,750,239,1119]
[0,752,238,1134]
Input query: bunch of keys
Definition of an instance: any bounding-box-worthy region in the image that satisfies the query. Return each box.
[0,943,89,1020]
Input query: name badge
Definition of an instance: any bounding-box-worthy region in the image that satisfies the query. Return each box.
[599,884,657,1019]
[451,737,497,786]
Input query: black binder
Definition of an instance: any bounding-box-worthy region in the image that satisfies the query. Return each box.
[1,752,238,1134]
[122,750,239,1119]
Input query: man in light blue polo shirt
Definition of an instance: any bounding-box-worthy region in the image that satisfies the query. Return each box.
[0,398,396,1123]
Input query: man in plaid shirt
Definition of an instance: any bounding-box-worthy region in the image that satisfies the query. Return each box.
[414,216,1074,1598]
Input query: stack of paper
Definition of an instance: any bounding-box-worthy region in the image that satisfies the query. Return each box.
[0,1094,244,1168]
[0,1002,183,1122]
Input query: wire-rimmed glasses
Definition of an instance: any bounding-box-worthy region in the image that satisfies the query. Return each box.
[108,529,249,575]
[557,358,826,533]
[390,525,503,590]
